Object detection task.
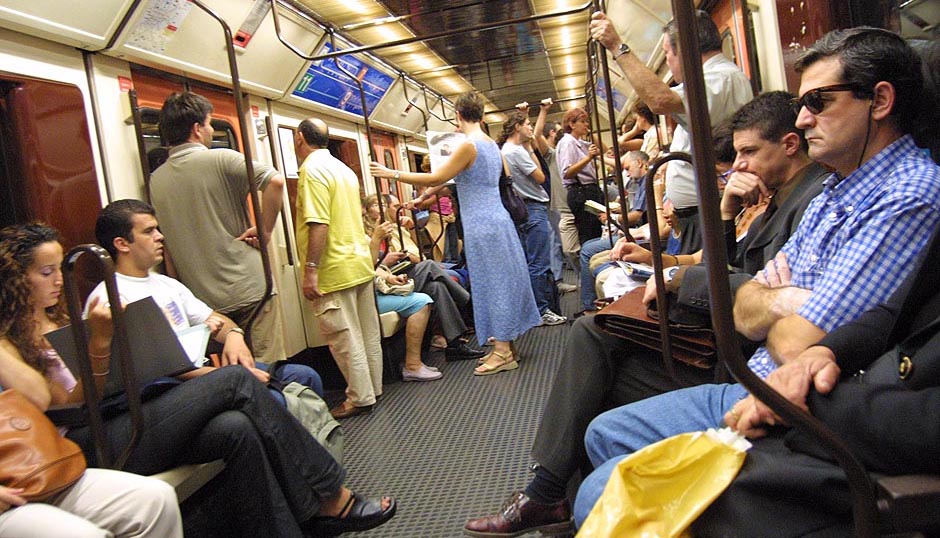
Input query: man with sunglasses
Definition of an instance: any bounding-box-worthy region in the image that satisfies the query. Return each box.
[573,27,940,532]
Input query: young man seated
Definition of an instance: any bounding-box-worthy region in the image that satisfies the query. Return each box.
[88,199,323,404]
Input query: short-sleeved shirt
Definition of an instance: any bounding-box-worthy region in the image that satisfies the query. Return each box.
[746,135,940,377]
[556,133,596,186]
[85,272,213,333]
[502,141,549,203]
[149,143,278,312]
[666,54,753,209]
[544,146,571,214]
[296,149,373,294]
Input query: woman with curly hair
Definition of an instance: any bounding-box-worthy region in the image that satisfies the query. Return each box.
[0,222,395,538]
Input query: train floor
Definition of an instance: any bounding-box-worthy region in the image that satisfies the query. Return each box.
[339,271,582,538]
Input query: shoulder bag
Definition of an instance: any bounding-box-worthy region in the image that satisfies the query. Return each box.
[269,380,344,465]
[594,288,716,369]
[0,389,87,501]
[499,169,528,225]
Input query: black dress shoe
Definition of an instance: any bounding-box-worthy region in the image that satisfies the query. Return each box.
[445,341,487,361]
[305,493,397,536]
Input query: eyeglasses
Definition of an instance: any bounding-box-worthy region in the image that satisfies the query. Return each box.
[790,84,868,115]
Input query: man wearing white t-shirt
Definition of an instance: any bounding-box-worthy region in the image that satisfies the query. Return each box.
[87,199,322,399]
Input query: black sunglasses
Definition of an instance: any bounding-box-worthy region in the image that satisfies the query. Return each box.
[790,84,868,115]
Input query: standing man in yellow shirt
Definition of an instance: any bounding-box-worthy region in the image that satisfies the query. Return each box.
[294,118,383,419]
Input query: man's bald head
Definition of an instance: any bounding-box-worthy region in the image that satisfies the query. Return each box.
[298,118,329,148]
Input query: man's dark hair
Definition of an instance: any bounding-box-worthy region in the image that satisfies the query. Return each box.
[96,199,156,259]
[160,92,213,146]
[711,122,736,165]
[455,92,484,123]
[664,10,722,55]
[633,101,656,126]
[298,119,329,148]
[909,38,940,162]
[796,27,923,134]
[730,91,806,150]
[542,121,562,138]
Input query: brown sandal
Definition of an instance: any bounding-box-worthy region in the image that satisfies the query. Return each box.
[473,351,519,376]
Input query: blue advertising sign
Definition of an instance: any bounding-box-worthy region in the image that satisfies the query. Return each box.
[293,42,394,116]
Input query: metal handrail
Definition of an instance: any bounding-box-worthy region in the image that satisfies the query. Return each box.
[666,1,879,536]
[61,245,142,470]
[188,0,273,350]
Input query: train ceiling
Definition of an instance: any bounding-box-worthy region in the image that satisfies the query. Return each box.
[0,0,671,129]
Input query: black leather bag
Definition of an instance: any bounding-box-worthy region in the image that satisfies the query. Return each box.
[499,169,528,225]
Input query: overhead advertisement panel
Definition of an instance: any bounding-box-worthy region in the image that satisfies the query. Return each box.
[292,42,393,117]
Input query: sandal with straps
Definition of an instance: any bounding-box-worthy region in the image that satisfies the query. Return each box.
[304,492,397,535]
[473,350,519,376]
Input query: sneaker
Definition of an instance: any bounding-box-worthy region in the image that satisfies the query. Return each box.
[557,283,577,294]
[539,310,567,326]
[402,365,443,382]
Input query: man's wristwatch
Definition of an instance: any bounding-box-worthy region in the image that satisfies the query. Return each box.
[612,43,631,60]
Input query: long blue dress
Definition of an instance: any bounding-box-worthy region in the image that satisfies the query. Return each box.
[456,138,541,345]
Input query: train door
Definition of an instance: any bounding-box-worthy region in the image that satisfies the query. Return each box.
[0,74,103,296]
[128,68,295,356]
[370,129,401,198]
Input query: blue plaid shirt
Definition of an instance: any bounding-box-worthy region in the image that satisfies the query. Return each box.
[747,135,940,377]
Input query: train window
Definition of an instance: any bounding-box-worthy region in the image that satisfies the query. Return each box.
[138,106,240,174]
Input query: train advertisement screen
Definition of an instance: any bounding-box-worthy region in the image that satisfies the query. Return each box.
[292,42,394,116]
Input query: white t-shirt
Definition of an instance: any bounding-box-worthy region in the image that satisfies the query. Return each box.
[85,272,213,333]
[666,53,753,209]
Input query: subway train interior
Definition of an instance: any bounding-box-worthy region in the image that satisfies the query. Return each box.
[1,0,939,536]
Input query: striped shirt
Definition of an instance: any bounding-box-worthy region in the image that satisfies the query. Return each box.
[747,135,940,377]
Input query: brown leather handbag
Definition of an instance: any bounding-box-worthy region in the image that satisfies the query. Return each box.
[0,389,87,501]
[595,288,717,369]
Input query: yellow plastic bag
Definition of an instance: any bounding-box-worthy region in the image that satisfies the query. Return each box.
[577,428,751,538]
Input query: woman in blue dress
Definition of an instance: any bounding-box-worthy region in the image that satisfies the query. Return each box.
[370,92,540,376]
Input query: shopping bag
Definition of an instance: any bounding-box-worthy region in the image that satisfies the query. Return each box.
[577,428,751,538]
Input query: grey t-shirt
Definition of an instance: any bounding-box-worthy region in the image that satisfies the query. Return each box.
[150,143,278,312]
[502,141,549,203]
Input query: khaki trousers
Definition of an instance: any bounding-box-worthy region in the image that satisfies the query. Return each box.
[310,280,383,406]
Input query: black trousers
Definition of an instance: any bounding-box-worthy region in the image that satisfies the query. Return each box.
[407,260,471,342]
[530,316,714,482]
[67,367,345,538]
[566,183,603,246]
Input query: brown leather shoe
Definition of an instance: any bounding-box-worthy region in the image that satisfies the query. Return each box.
[329,401,373,419]
[463,491,573,537]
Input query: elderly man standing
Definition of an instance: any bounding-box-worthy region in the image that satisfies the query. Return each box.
[150,92,286,365]
[294,117,383,419]
[591,9,753,252]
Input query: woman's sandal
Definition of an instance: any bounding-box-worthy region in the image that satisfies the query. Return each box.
[473,350,519,376]
[479,341,521,365]
[304,492,397,535]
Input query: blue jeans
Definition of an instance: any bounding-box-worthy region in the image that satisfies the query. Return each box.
[548,208,565,282]
[573,382,748,526]
[579,236,614,310]
[257,362,325,406]
[519,202,555,314]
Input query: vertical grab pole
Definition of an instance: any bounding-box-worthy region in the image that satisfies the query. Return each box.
[188,0,271,350]
[324,29,401,253]
[597,0,631,242]
[668,1,879,535]
[584,36,616,247]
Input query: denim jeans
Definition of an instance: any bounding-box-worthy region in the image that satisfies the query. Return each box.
[579,236,614,310]
[548,208,565,281]
[519,201,555,314]
[257,362,325,406]
[573,382,749,526]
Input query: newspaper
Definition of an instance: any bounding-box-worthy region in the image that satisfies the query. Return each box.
[426,131,466,182]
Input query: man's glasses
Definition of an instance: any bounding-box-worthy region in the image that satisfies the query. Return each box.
[790,84,868,115]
